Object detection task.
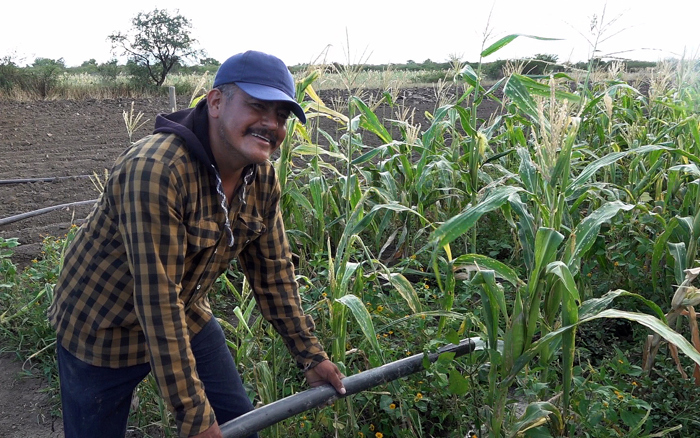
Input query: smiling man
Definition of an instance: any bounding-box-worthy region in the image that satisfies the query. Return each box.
[48,50,345,438]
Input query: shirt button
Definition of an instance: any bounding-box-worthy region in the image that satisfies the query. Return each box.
[245,240,250,244]
[196,285,201,290]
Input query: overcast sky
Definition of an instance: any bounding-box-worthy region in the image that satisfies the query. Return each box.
[2,0,698,68]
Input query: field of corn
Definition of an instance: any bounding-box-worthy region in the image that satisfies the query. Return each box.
[1,48,700,437]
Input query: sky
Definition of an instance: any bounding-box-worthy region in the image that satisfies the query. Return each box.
[2,0,699,68]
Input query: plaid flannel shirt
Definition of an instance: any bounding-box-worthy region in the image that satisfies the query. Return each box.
[48,132,327,437]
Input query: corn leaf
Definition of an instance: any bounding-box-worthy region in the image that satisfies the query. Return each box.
[508,73,581,104]
[504,75,539,122]
[380,272,423,314]
[481,34,560,58]
[350,96,393,144]
[452,254,524,288]
[337,294,384,367]
[563,201,635,275]
[471,270,502,350]
[432,186,524,247]
[505,309,700,386]
[507,402,563,438]
[579,290,666,323]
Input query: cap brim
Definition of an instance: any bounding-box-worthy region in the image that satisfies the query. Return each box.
[236,82,307,124]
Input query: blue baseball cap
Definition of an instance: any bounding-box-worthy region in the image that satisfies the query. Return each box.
[213,50,306,124]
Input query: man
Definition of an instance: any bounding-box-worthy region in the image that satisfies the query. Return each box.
[48,50,345,438]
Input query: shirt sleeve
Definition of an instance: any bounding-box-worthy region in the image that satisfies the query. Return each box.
[238,175,329,370]
[115,156,215,437]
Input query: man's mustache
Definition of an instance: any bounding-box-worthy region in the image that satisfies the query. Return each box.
[246,128,278,145]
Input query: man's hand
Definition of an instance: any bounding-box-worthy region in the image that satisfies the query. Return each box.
[192,420,222,438]
[304,359,346,395]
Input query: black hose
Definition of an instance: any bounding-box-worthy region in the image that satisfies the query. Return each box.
[0,175,93,185]
[0,199,97,226]
[220,339,475,438]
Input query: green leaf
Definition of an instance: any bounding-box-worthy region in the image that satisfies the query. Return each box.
[380,272,423,314]
[471,270,503,350]
[452,254,524,288]
[350,96,393,144]
[579,290,667,323]
[508,73,582,104]
[432,186,524,247]
[564,201,635,275]
[481,34,560,58]
[508,402,563,438]
[337,294,384,367]
[448,368,469,396]
[668,242,688,286]
[504,75,539,121]
[505,309,700,385]
[567,145,673,196]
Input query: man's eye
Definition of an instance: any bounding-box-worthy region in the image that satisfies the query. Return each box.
[278,112,290,119]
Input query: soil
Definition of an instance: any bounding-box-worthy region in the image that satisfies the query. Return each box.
[0,86,499,437]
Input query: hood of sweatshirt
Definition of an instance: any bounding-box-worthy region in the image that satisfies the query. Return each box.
[151,99,240,246]
[152,98,217,169]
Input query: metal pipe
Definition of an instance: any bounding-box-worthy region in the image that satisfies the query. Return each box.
[220,339,475,438]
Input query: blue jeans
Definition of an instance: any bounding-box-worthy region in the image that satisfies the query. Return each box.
[57,318,257,438]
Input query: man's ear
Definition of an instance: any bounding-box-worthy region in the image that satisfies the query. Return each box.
[207,88,224,118]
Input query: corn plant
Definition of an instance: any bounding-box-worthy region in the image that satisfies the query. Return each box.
[427,59,700,435]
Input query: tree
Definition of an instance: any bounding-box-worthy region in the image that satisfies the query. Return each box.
[108,8,203,87]
[29,58,66,98]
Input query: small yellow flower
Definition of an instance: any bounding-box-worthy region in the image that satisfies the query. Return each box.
[388,330,393,335]
[369,424,375,431]
[389,403,396,409]
[410,255,416,260]
[587,272,592,277]
[418,380,423,384]
[618,359,624,364]
[383,333,388,337]
[303,416,307,420]
[632,381,638,386]
[424,284,430,289]
[419,267,424,272]
[322,292,327,297]
[358,433,364,437]
[300,423,305,428]
[366,302,372,307]
[375,433,383,438]
[406,351,411,356]
[603,402,609,407]
[420,314,426,319]
[617,394,624,400]
[376,305,384,312]
[414,392,423,401]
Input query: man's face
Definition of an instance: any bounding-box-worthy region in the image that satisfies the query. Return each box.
[214,88,291,169]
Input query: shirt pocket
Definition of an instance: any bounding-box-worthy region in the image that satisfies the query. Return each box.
[186,218,220,254]
[235,212,267,247]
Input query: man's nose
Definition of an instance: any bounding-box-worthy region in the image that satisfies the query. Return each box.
[260,108,278,129]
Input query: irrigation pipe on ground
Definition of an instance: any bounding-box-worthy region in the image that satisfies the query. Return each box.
[0,175,93,185]
[220,338,476,438]
[0,199,98,226]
